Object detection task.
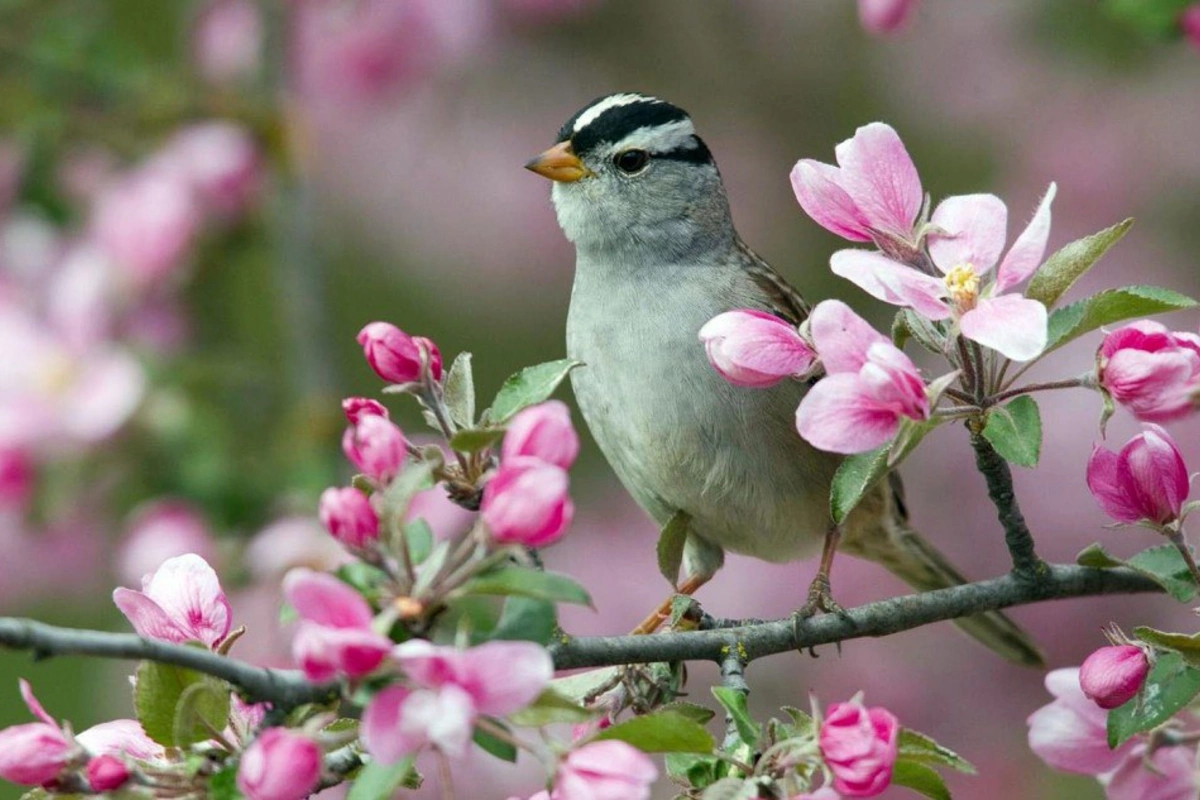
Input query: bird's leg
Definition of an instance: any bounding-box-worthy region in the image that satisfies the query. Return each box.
[796,524,846,619]
[631,575,710,635]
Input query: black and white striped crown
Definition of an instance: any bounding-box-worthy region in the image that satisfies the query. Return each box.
[557,93,713,165]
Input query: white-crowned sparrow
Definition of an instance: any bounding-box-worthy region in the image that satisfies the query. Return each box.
[526,92,1041,665]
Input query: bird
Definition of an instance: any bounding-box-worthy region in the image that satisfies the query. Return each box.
[524,92,1042,665]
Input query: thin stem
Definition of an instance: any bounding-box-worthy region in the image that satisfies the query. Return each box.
[422,386,472,476]
[933,406,982,418]
[970,340,989,396]
[437,750,457,800]
[987,377,1086,407]
[1166,530,1200,589]
[955,337,979,399]
[719,651,750,751]
[942,387,976,405]
[969,428,1045,577]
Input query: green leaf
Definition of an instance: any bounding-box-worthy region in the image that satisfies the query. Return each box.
[404,519,434,565]
[981,396,1042,467]
[443,352,476,429]
[710,686,760,746]
[172,678,231,748]
[594,710,716,753]
[346,757,420,800]
[208,766,242,800]
[491,596,557,645]
[509,688,595,727]
[1134,627,1200,667]
[1076,542,1198,602]
[488,359,582,423]
[1026,218,1134,308]
[699,778,761,800]
[891,760,952,800]
[830,445,889,524]
[135,660,229,747]
[659,701,717,726]
[898,728,976,774]
[448,427,505,454]
[665,753,720,789]
[474,718,518,762]
[1044,285,1198,355]
[894,309,945,354]
[781,705,815,735]
[656,511,690,586]
[550,667,622,705]
[1108,652,1200,747]
[459,566,593,607]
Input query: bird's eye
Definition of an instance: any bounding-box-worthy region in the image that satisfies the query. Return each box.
[614,149,650,174]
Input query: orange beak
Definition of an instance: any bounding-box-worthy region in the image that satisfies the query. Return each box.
[524,141,592,182]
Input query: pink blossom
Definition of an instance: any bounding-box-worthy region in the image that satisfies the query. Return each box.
[699,309,817,388]
[342,396,389,424]
[406,484,476,540]
[1103,742,1200,800]
[237,728,323,800]
[1184,5,1200,52]
[245,515,353,581]
[362,640,552,762]
[0,680,74,786]
[193,0,263,85]
[830,185,1056,362]
[502,400,580,469]
[481,456,574,546]
[91,169,200,287]
[155,122,261,216]
[857,0,919,35]
[1027,668,1137,775]
[791,123,922,244]
[1098,321,1200,423]
[1079,645,1150,710]
[819,699,900,798]
[554,740,659,800]
[282,568,391,681]
[357,322,443,384]
[112,553,232,647]
[342,414,407,483]
[0,446,33,511]
[116,499,218,587]
[86,755,130,792]
[76,719,164,762]
[318,486,381,549]
[795,300,929,454]
[1086,425,1190,526]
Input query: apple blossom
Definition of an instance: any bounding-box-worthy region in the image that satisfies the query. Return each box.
[357,321,443,384]
[795,300,929,454]
[75,719,165,762]
[155,122,261,216]
[91,169,200,287]
[116,499,217,587]
[1079,645,1149,710]
[1086,424,1189,526]
[0,680,75,787]
[819,698,900,798]
[283,568,391,681]
[1027,668,1137,775]
[318,486,381,548]
[830,185,1056,362]
[342,396,389,424]
[86,755,130,792]
[501,400,580,469]
[554,739,658,800]
[481,456,574,546]
[700,309,817,388]
[342,413,407,483]
[1097,320,1200,423]
[192,0,263,86]
[237,728,323,800]
[858,0,919,35]
[1102,742,1200,800]
[112,553,232,647]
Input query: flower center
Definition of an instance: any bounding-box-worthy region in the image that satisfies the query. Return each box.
[944,264,980,311]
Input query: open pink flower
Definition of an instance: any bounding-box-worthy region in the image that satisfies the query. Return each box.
[481,456,574,547]
[791,123,923,245]
[796,301,929,454]
[1028,668,1137,775]
[554,739,659,800]
[700,309,817,388]
[1102,742,1200,800]
[1098,321,1200,423]
[819,698,900,798]
[831,185,1056,362]
[1086,424,1189,526]
[0,680,74,786]
[362,640,552,762]
[76,719,164,762]
[112,553,232,647]
[283,568,391,681]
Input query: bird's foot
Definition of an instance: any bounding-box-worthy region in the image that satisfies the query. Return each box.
[631,576,709,635]
[794,572,845,620]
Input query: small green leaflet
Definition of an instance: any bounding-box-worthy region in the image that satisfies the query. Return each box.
[134,660,230,747]
[1043,285,1197,355]
[891,760,952,800]
[711,686,760,747]
[656,511,690,586]
[458,566,593,607]
[490,596,557,645]
[898,728,976,774]
[474,718,518,762]
[442,351,476,429]
[1134,627,1200,667]
[1025,218,1133,308]
[448,427,505,453]
[1108,652,1200,747]
[981,396,1042,468]
[1076,542,1198,602]
[508,688,594,727]
[346,757,420,800]
[594,709,716,753]
[488,359,582,423]
[829,418,938,523]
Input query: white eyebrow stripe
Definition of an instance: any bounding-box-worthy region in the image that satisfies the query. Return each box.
[609,119,697,153]
[573,93,661,133]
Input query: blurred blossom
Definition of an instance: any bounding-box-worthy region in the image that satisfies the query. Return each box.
[1184,5,1200,51]
[700,309,817,388]
[85,755,131,792]
[283,568,391,681]
[1027,668,1136,775]
[501,400,580,470]
[124,297,192,354]
[246,515,353,581]
[237,728,323,800]
[90,169,200,288]
[193,0,263,85]
[481,456,573,546]
[819,699,900,798]
[857,0,919,35]
[0,680,73,787]
[0,446,33,511]
[56,146,117,204]
[45,245,117,351]
[554,740,658,800]
[1078,645,1149,710]
[1098,321,1200,424]
[154,122,262,217]
[0,213,60,280]
[1086,425,1189,526]
[318,486,381,549]
[75,719,164,762]
[1101,742,1200,800]
[406,484,475,539]
[357,322,443,384]
[116,499,218,587]
[112,553,232,647]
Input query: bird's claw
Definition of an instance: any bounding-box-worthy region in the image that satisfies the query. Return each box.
[795,573,846,620]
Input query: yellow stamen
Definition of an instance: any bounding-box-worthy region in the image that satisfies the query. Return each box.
[944,264,980,311]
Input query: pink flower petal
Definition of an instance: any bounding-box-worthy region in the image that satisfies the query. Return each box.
[795,373,902,454]
[1028,668,1135,776]
[363,685,476,762]
[1086,445,1144,524]
[789,160,873,242]
[833,123,922,237]
[112,588,193,644]
[138,554,232,646]
[809,299,891,374]
[928,194,1008,274]
[700,309,816,387]
[995,183,1056,293]
[959,294,1047,362]
[1104,743,1200,800]
[829,250,951,321]
[76,719,164,761]
[18,680,56,727]
[458,641,554,716]
[282,568,374,629]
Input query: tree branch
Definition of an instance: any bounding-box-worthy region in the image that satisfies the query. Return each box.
[969,429,1045,577]
[550,564,1160,670]
[0,618,339,710]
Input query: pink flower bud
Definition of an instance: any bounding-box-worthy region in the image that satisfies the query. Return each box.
[112,554,232,647]
[0,681,74,787]
[236,728,322,800]
[1184,5,1200,52]
[819,699,900,798]
[1098,321,1200,423]
[502,400,579,469]
[1079,645,1150,709]
[0,446,33,511]
[1087,424,1190,526]
[318,487,380,548]
[554,740,658,800]
[86,755,131,792]
[342,396,389,424]
[699,309,817,388]
[857,0,919,35]
[342,415,406,483]
[356,322,443,384]
[481,457,573,547]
